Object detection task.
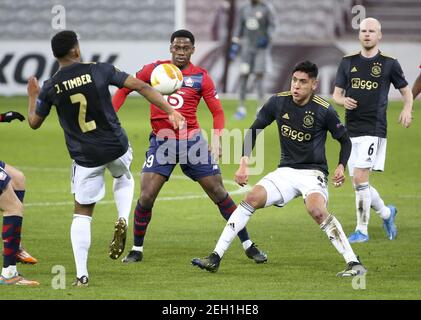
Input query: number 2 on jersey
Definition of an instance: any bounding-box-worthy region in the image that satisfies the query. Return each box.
[70,93,97,133]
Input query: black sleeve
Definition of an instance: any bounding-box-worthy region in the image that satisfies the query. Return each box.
[390,59,408,89]
[242,95,278,157]
[334,58,349,90]
[326,105,346,139]
[98,63,130,88]
[35,80,54,118]
[242,118,267,157]
[337,131,351,168]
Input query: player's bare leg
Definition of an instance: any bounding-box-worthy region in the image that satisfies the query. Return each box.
[4,164,38,264]
[0,183,38,286]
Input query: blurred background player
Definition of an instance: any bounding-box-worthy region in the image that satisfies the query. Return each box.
[113,29,267,264]
[27,30,184,287]
[192,61,366,277]
[1,111,37,265]
[412,64,421,99]
[333,18,413,243]
[230,0,275,120]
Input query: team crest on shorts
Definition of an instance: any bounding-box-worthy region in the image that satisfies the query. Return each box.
[303,111,315,128]
[371,62,382,77]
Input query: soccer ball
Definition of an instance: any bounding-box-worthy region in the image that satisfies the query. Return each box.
[150,63,183,95]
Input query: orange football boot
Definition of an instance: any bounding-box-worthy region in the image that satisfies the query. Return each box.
[16,247,38,264]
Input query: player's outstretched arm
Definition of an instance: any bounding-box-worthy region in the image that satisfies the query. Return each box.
[398,85,413,128]
[123,75,185,129]
[27,77,45,129]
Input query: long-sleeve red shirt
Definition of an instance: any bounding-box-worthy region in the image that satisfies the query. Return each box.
[112,60,224,139]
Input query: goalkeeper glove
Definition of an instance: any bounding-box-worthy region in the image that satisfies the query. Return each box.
[0,111,25,122]
[229,42,240,60]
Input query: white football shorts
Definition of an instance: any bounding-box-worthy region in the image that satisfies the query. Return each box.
[347,136,387,177]
[256,167,329,208]
[71,147,133,204]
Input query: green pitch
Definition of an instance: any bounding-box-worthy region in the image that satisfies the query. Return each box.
[1,96,420,300]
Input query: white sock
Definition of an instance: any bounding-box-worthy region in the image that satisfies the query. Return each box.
[214,201,254,258]
[320,214,358,263]
[370,185,391,220]
[113,172,134,225]
[242,239,253,250]
[354,183,371,235]
[132,246,143,252]
[1,265,17,278]
[71,214,92,278]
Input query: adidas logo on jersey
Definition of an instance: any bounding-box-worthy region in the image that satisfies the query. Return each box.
[282,113,290,120]
[351,66,358,72]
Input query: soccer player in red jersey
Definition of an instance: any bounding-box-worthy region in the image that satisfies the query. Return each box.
[113,29,267,264]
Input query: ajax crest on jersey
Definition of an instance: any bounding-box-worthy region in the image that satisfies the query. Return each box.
[150,63,183,95]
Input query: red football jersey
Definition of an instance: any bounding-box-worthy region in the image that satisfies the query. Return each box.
[113,60,224,139]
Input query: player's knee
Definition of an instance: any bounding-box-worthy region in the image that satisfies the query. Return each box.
[140,191,157,208]
[209,185,227,203]
[244,192,264,209]
[12,170,26,190]
[4,199,24,216]
[12,169,25,190]
[308,207,327,224]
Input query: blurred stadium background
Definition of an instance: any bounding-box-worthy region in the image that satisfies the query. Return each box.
[1,0,420,98]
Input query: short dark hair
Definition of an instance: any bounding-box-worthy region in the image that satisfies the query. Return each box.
[292,61,318,79]
[170,29,195,45]
[51,30,78,58]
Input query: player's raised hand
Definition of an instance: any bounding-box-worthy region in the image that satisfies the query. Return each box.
[343,97,358,110]
[398,108,413,128]
[332,164,345,188]
[27,76,40,97]
[169,110,185,130]
[0,111,25,122]
[235,156,249,187]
